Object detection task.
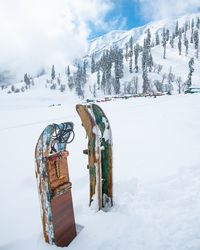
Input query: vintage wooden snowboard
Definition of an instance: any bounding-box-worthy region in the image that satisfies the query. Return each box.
[35,122,76,247]
[90,104,113,208]
[76,104,102,210]
[76,104,113,211]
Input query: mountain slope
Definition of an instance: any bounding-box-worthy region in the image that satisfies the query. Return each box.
[81,12,200,98]
[87,12,200,57]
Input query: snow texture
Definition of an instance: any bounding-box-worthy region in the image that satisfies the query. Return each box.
[0,84,200,249]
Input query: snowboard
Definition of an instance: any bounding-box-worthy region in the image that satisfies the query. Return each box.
[76,104,113,211]
[89,104,113,208]
[76,104,102,210]
[35,122,76,247]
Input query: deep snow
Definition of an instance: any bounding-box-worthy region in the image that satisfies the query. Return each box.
[0,89,200,250]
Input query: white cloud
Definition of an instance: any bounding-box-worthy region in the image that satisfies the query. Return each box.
[0,0,113,80]
[137,0,200,21]
[95,16,127,32]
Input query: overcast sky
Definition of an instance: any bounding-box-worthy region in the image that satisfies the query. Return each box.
[1,0,200,81]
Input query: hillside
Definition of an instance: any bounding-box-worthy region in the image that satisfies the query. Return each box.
[87,13,200,56]
[84,12,200,98]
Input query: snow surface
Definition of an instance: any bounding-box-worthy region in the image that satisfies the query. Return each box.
[0,86,200,249]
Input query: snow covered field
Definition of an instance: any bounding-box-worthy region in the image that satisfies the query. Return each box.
[1,91,200,250]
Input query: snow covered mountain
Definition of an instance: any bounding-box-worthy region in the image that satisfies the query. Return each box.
[80,12,200,98]
[1,12,200,99]
[87,13,200,57]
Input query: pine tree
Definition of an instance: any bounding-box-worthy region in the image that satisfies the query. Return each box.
[68,76,74,90]
[105,52,112,95]
[133,76,139,94]
[125,81,131,94]
[170,35,174,48]
[184,21,188,32]
[75,64,84,98]
[155,32,160,45]
[176,77,182,94]
[129,57,133,74]
[60,84,66,92]
[142,39,149,94]
[106,78,112,95]
[114,48,124,94]
[57,74,61,85]
[84,60,87,78]
[91,55,96,73]
[191,31,194,43]
[146,29,151,49]
[67,65,70,77]
[197,17,200,29]
[97,70,100,90]
[187,57,194,88]
[188,20,191,30]
[24,73,31,88]
[191,19,194,43]
[148,53,153,72]
[194,30,199,58]
[11,85,15,92]
[105,49,112,92]
[191,18,195,30]
[51,65,55,80]
[184,33,189,55]
[129,37,133,73]
[142,64,148,94]
[168,66,175,85]
[101,71,106,94]
[75,80,84,98]
[134,43,140,73]
[178,29,182,55]
[146,28,152,62]
[162,28,167,59]
[143,29,153,72]
[175,21,179,37]
[166,29,170,41]
[125,43,128,61]
[97,49,112,95]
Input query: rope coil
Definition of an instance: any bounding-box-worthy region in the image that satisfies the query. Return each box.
[50,122,75,154]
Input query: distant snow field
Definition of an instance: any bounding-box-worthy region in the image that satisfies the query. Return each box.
[0,90,200,250]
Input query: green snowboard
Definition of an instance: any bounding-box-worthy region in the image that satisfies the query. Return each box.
[76,104,113,211]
